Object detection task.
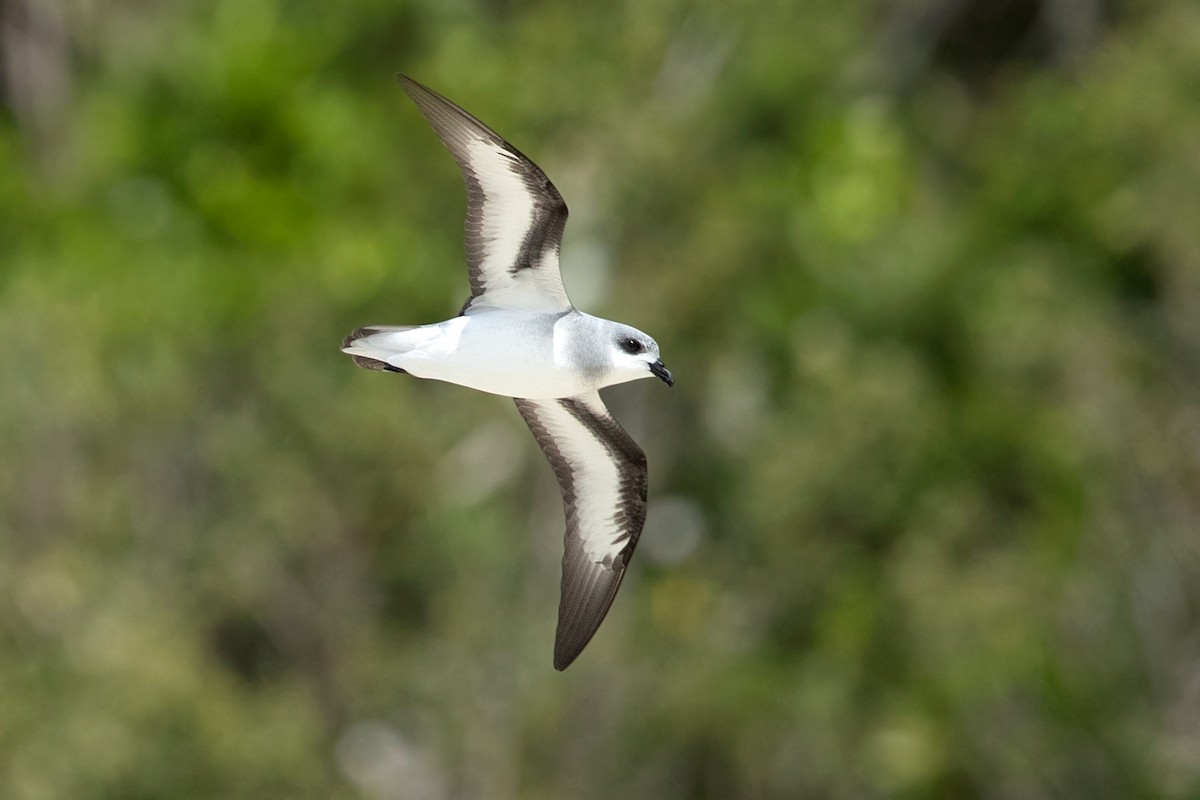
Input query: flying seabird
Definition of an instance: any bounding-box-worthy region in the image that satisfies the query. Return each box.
[342,75,674,670]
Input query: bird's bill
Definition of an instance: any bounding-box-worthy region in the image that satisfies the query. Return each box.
[649,360,674,387]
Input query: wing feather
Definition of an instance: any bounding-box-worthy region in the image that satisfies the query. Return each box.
[399,75,571,312]
[515,392,648,670]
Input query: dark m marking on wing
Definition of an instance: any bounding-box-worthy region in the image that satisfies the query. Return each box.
[461,162,489,296]
[507,151,567,275]
[558,397,648,559]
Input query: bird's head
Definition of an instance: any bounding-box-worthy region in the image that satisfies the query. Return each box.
[608,326,673,388]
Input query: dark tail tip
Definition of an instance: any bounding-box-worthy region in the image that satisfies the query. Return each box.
[341,326,380,349]
[348,354,405,374]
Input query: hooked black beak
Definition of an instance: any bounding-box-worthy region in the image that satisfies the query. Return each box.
[649,359,675,387]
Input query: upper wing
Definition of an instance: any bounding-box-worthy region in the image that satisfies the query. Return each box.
[514,392,648,670]
[400,75,572,313]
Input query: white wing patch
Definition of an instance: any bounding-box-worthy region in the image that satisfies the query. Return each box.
[466,139,536,291]
[540,402,634,562]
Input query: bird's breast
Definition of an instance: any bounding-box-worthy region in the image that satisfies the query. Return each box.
[443,312,592,399]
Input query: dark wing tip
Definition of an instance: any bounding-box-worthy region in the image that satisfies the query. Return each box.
[396,73,424,97]
[552,555,629,671]
[395,74,494,143]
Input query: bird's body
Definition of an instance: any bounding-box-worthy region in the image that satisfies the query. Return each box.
[342,75,672,670]
[345,309,654,400]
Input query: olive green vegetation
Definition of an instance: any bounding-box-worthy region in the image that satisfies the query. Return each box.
[2,0,1199,797]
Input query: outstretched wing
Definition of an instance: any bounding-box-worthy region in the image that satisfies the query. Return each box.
[514,392,648,670]
[400,75,572,313]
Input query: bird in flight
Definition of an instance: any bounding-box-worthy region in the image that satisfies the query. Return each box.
[342,75,674,670]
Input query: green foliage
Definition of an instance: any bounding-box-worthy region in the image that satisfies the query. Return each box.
[2,0,1199,797]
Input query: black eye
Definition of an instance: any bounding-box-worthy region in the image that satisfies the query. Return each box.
[620,337,643,355]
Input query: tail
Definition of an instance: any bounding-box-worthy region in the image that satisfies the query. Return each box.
[341,325,418,373]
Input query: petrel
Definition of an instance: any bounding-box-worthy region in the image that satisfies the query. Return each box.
[342,76,673,670]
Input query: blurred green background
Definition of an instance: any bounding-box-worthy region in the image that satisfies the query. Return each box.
[2,0,1199,797]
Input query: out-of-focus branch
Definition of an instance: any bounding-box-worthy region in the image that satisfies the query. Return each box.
[0,0,72,173]
[866,0,1106,95]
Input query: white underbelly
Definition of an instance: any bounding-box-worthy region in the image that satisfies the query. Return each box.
[438,364,588,399]
[399,314,591,399]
